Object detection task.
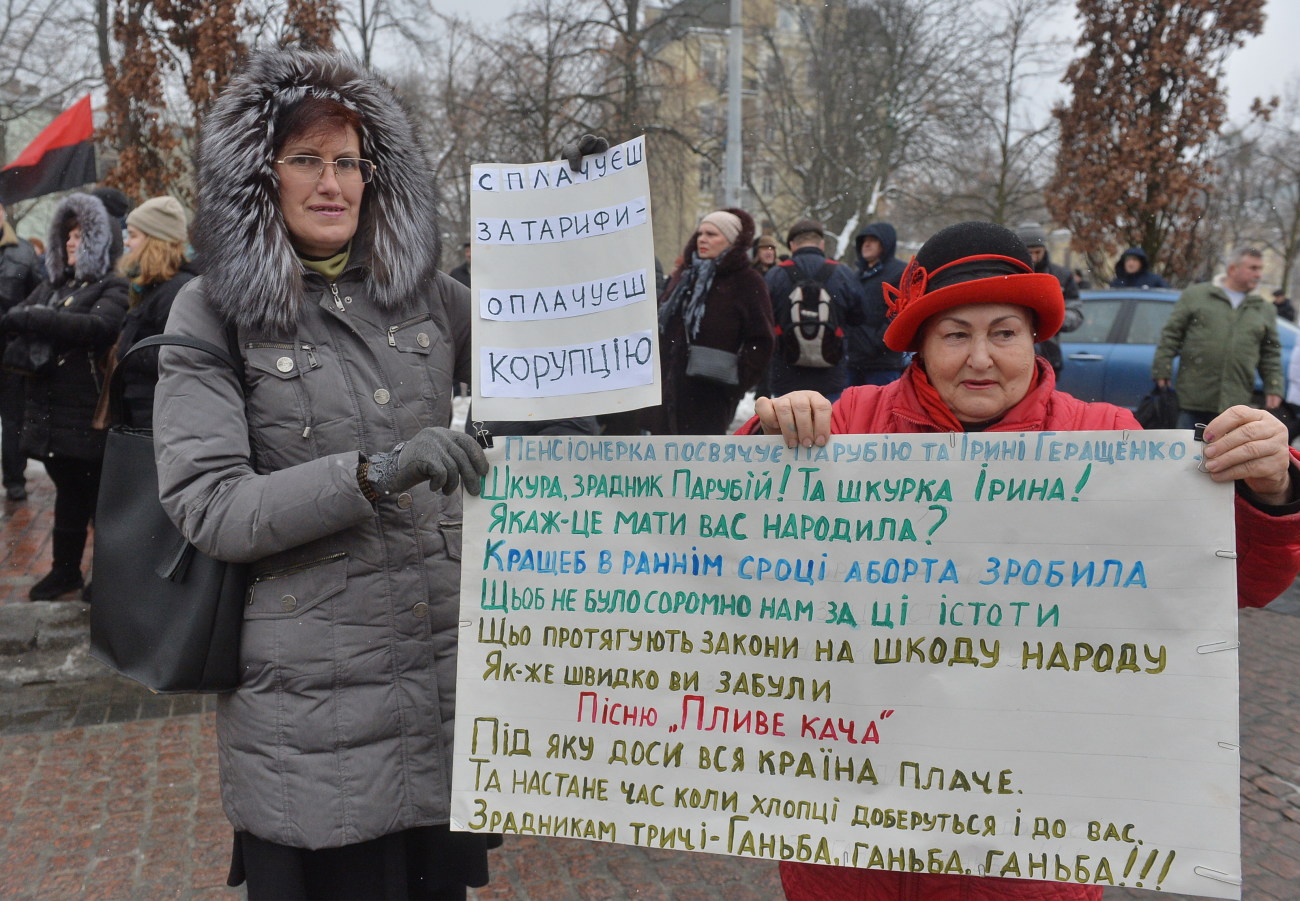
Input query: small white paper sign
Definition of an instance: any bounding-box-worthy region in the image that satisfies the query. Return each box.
[469,137,659,421]
[453,431,1242,899]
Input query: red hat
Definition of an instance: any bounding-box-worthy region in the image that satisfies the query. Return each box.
[883,221,1065,352]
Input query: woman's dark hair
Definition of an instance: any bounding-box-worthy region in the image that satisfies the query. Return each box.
[275,95,364,151]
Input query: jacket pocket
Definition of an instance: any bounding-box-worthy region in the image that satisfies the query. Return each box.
[440,521,462,562]
[243,343,322,458]
[387,314,434,356]
[245,552,348,621]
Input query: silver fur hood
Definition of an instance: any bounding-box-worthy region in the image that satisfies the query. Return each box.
[45,192,114,283]
[193,49,441,334]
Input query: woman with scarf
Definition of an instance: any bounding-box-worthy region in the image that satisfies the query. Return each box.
[645,208,773,435]
[742,221,1300,901]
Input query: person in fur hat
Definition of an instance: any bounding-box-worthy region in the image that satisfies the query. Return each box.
[2,192,127,600]
[739,222,1300,901]
[644,208,774,434]
[147,49,607,899]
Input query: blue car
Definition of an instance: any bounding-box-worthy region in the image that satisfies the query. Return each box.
[1055,288,1297,411]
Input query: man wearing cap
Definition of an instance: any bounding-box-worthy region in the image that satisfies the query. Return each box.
[764,218,860,399]
[1016,222,1083,375]
[0,202,46,501]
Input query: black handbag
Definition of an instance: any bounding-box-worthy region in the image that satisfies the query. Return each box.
[90,333,249,693]
[1134,383,1180,430]
[684,344,740,386]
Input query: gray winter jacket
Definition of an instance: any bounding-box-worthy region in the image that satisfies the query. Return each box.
[153,48,471,850]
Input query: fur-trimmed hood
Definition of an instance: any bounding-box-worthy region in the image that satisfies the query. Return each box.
[193,49,441,334]
[678,207,756,277]
[45,192,115,284]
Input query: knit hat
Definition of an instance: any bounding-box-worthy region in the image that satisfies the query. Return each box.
[700,211,742,245]
[785,218,824,246]
[91,186,130,220]
[755,234,778,250]
[1015,222,1047,248]
[127,196,189,244]
[882,221,1065,352]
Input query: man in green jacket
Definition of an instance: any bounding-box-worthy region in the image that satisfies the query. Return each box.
[1153,247,1283,430]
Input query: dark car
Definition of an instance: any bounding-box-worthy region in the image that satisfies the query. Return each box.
[1056,288,1298,411]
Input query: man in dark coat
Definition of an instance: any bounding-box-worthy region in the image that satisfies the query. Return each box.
[1271,288,1296,323]
[764,218,861,399]
[1110,246,1169,288]
[845,221,906,387]
[1016,223,1084,375]
[0,202,46,501]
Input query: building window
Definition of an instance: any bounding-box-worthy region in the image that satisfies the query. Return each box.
[760,165,776,197]
[701,46,719,84]
[777,3,799,33]
[699,161,715,193]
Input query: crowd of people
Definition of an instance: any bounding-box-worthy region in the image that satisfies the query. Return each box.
[0,44,1297,901]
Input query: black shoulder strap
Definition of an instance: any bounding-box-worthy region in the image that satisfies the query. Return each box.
[107,333,247,429]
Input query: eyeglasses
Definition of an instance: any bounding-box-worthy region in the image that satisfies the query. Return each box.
[275,155,377,184]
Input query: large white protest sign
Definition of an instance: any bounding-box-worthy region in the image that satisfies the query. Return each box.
[470,137,659,421]
[452,431,1241,899]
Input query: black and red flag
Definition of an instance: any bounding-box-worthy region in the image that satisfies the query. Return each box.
[0,96,97,205]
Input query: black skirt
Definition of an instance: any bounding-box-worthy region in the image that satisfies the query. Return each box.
[228,825,501,901]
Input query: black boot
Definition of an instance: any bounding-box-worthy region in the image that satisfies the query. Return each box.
[30,527,86,600]
[30,566,84,600]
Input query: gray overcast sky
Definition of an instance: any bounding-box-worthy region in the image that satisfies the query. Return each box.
[431,0,1300,124]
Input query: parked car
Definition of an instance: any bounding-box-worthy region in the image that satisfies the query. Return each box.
[1055,288,1298,412]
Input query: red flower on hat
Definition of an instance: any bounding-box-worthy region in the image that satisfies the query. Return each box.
[883,257,929,320]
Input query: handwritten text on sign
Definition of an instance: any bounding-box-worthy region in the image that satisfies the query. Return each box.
[470,137,658,419]
[452,433,1240,899]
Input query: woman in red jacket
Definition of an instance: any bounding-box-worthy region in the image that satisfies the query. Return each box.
[744,221,1300,901]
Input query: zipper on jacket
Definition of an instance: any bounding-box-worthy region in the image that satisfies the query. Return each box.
[329,282,345,312]
[245,341,296,350]
[302,343,320,369]
[251,552,347,586]
[387,313,432,347]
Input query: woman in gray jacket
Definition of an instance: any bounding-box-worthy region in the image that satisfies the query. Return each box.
[153,49,492,900]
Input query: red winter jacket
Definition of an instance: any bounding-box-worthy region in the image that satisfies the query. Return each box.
[740,363,1300,901]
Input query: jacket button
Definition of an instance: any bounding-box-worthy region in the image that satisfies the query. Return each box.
[280,595,297,612]
[374,388,390,405]
[413,602,429,618]
[416,332,430,348]
[397,492,413,509]
[276,356,294,373]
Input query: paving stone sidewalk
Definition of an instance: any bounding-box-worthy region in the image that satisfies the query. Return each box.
[1,467,1297,899]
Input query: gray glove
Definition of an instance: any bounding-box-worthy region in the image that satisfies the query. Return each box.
[367,427,489,497]
[560,134,611,172]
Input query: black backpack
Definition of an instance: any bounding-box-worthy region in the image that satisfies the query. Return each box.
[775,260,843,368]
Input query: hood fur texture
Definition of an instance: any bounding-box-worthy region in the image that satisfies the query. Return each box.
[45,192,114,283]
[193,49,440,333]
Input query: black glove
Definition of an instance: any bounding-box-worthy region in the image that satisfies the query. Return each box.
[366,427,489,497]
[560,134,611,172]
[4,305,55,333]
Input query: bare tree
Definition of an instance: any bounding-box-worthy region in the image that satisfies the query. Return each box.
[754,0,981,258]
[0,0,102,163]
[905,0,1063,231]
